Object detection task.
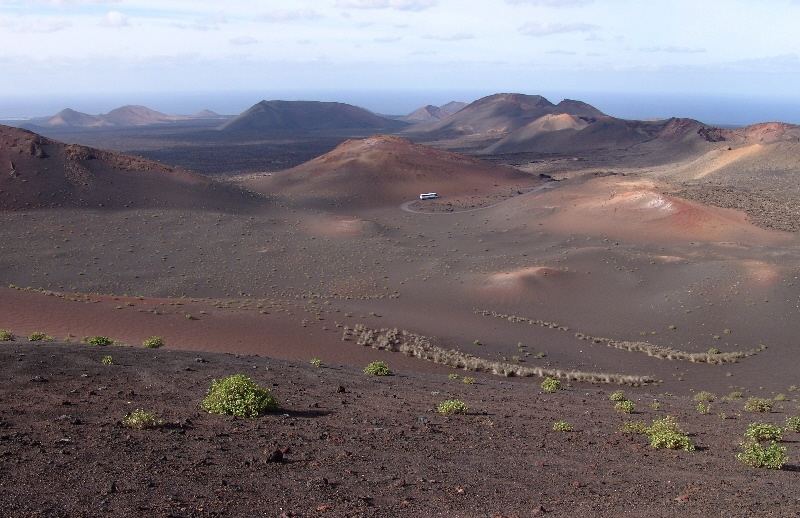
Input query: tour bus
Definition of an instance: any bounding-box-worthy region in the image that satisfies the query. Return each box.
[419,192,439,200]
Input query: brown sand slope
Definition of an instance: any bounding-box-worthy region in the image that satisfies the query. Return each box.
[240,135,541,209]
[0,125,259,211]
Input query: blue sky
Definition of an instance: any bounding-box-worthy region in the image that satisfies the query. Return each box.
[1,0,800,121]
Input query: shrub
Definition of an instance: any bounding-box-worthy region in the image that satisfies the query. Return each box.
[620,420,648,435]
[726,391,744,400]
[101,355,114,365]
[696,402,711,415]
[28,332,53,342]
[552,420,573,432]
[142,336,164,349]
[462,376,476,385]
[541,377,561,393]
[745,423,783,442]
[693,391,716,403]
[785,416,800,433]
[615,400,635,414]
[609,390,627,402]
[122,409,162,429]
[744,398,773,413]
[649,401,661,411]
[737,440,786,469]
[773,393,787,402]
[437,399,468,415]
[363,361,391,376]
[707,347,721,355]
[309,358,322,368]
[448,373,460,380]
[86,336,114,346]
[0,329,13,341]
[201,374,278,418]
[646,416,695,451]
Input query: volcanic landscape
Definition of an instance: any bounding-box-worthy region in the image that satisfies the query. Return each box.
[2,93,800,516]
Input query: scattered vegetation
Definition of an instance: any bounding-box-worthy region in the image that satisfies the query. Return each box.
[541,377,561,393]
[437,399,468,415]
[28,332,53,342]
[649,401,661,411]
[85,336,114,346]
[101,355,114,365]
[309,358,322,368]
[552,420,573,432]
[122,409,163,430]
[448,373,460,380]
[614,400,635,414]
[462,376,475,385]
[0,329,13,341]
[693,391,716,403]
[737,440,786,469]
[785,416,800,433]
[696,402,711,415]
[744,397,773,413]
[725,391,744,400]
[201,374,278,418]
[619,420,648,435]
[142,336,164,349]
[745,423,783,442]
[363,361,392,376]
[645,416,695,451]
[609,390,627,402]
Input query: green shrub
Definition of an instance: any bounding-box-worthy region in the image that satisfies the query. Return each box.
[363,361,391,376]
[101,355,114,365]
[615,400,635,414]
[785,416,800,433]
[122,409,163,430]
[437,399,468,415]
[0,329,13,341]
[552,420,573,432]
[646,416,695,451]
[745,423,783,442]
[86,336,114,346]
[620,420,648,435]
[309,358,322,368]
[737,440,786,469]
[462,376,476,385]
[693,391,716,403]
[726,391,744,400]
[541,377,561,393]
[744,397,773,413]
[707,347,721,355]
[142,336,164,349]
[649,401,661,411]
[696,402,711,415]
[28,332,53,342]
[448,373,460,380]
[773,393,787,402]
[609,390,626,402]
[201,374,278,418]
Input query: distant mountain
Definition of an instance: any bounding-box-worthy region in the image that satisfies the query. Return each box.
[0,124,257,211]
[220,100,405,133]
[44,108,107,129]
[100,105,177,126]
[28,105,191,129]
[438,101,468,116]
[401,101,468,123]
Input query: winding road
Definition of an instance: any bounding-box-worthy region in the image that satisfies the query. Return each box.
[399,182,557,215]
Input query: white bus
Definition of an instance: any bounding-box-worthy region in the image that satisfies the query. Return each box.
[419,192,439,200]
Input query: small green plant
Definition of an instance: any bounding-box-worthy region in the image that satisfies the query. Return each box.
[620,420,648,435]
[86,336,114,346]
[707,347,721,355]
[726,391,744,400]
[615,400,635,414]
[737,439,786,469]
[28,332,53,342]
[448,373,460,380]
[122,409,162,430]
[773,393,787,402]
[646,416,694,451]
[142,336,164,349]
[693,391,716,403]
[744,397,773,413]
[437,399,468,415]
[696,402,711,415]
[609,390,627,402]
[309,358,322,368]
[649,401,661,411]
[0,329,13,341]
[541,377,561,393]
[462,376,476,385]
[101,355,114,365]
[745,423,783,442]
[201,374,278,418]
[363,361,391,376]
[785,416,800,433]
[552,420,573,432]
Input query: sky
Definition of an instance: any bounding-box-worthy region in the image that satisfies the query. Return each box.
[1,0,800,123]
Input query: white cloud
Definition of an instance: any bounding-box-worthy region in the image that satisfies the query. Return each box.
[101,10,128,27]
[336,0,437,11]
[229,36,258,46]
[519,22,597,36]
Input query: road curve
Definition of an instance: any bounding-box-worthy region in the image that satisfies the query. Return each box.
[400,183,557,215]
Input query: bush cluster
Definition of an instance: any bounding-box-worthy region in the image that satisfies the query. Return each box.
[437,399,468,415]
[609,390,627,402]
[737,440,786,470]
[785,416,800,433]
[86,336,114,346]
[28,332,53,342]
[645,416,694,451]
[201,374,278,418]
[0,329,13,341]
[101,355,114,365]
[142,336,164,349]
[552,420,573,432]
[615,400,635,414]
[745,423,783,442]
[363,361,391,376]
[122,409,163,430]
[744,398,773,413]
[540,377,561,393]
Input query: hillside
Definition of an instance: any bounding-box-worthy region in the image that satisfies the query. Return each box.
[0,125,259,211]
[220,100,405,134]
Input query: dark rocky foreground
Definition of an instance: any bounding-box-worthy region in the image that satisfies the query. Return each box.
[1,342,798,517]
